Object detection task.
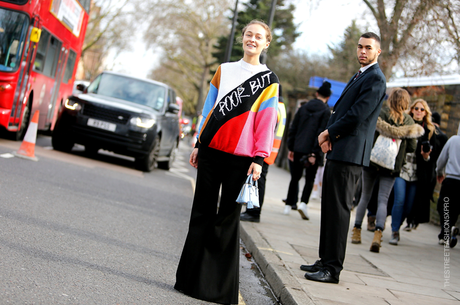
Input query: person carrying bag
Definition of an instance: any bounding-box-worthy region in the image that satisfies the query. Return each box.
[350,88,424,252]
[174,20,279,305]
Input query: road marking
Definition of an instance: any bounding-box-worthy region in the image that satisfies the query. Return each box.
[258,247,293,255]
[0,153,15,158]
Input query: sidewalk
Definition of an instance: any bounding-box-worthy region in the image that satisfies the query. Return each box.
[240,164,460,305]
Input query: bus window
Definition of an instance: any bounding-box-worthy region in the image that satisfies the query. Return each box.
[77,0,91,12]
[63,50,76,83]
[33,29,62,78]
[0,8,28,72]
[43,36,61,78]
[34,29,49,72]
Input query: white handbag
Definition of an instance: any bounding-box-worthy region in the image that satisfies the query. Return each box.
[236,174,260,209]
[370,135,401,170]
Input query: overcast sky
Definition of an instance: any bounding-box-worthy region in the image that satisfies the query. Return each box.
[107,0,371,78]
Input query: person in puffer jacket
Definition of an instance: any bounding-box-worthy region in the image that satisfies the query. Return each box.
[351,88,424,252]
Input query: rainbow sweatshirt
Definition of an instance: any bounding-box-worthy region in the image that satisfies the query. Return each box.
[196,60,279,165]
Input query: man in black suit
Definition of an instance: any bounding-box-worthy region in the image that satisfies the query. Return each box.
[301,32,387,284]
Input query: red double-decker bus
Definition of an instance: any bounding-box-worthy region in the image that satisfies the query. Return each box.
[0,0,90,140]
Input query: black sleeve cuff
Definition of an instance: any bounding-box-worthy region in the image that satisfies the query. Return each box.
[253,156,264,166]
[194,141,200,149]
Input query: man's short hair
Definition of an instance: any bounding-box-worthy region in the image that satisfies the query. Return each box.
[361,32,381,45]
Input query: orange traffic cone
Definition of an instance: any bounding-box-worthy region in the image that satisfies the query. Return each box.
[14,110,39,161]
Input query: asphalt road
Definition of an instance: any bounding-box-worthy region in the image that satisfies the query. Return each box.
[0,135,277,304]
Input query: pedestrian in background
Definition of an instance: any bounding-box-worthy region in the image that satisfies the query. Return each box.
[431,111,448,160]
[283,81,331,219]
[436,123,460,248]
[351,88,423,250]
[240,86,287,223]
[400,99,439,231]
[175,20,279,304]
[301,32,386,284]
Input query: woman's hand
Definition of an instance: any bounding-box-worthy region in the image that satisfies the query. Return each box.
[189,148,198,168]
[248,162,262,181]
[421,145,431,161]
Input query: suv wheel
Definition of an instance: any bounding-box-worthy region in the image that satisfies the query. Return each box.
[52,124,74,152]
[158,141,177,170]
[135,138,160,172]
[84,145,99,156]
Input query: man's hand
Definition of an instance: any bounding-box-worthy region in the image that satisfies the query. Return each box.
[288,151,294,162]
[189,148,198,168]
[318,129,330,147]
[321,140,332,153]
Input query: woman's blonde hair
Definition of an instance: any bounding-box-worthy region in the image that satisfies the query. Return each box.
[239,20,272,50]
[387,88,410,124]
[409,98,436,139]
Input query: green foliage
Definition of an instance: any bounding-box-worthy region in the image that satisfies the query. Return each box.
[213,0,300,65]
[327,20,364,82]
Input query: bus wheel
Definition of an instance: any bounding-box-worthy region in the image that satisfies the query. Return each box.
[9,103,30,141]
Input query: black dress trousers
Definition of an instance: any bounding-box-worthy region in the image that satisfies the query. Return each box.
[175,147,252,305]
[319,160,362,277]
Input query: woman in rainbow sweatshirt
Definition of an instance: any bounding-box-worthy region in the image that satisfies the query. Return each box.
[175,20,279,304]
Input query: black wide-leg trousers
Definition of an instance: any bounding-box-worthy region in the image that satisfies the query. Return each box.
[175,147,252,305]
[319,160,362,277]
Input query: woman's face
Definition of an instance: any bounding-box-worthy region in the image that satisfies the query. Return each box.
[242,24,269,58]
[411,102,426,121]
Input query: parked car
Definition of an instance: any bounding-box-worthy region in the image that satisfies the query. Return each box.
[52,71,180,172]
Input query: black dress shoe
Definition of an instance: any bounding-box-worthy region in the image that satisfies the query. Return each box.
[300,260,323,273]
[304,269,339,284]
[240,212,260,223]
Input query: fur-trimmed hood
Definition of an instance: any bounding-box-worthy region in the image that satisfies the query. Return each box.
[376,117,425,139]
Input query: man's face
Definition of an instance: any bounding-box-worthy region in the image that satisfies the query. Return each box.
[356,37,381,67]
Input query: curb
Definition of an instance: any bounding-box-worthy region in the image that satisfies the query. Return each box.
[240,223,317,305]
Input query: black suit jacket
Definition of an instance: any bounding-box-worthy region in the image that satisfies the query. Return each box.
[326,63,386,166]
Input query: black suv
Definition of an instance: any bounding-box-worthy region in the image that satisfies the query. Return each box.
[52,72,180,172]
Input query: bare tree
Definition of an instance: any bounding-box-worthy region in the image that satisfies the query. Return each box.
[80,0,138,80]
[438,0,460,63]
[387,0,460,77]
[362,0,439,79]
[141,0,232,115]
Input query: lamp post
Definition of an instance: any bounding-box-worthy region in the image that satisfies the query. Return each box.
[224,0,239,63]
[261,0,277,64]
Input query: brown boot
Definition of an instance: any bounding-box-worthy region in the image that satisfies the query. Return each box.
[367,216,376,232]
[370,229,382,253]
[351,227,361,244]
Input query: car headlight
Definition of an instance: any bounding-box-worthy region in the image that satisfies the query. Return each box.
[64,99,80,111]
[130,117,155,128]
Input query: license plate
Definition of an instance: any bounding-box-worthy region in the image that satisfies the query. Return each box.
[87,118,116,132]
